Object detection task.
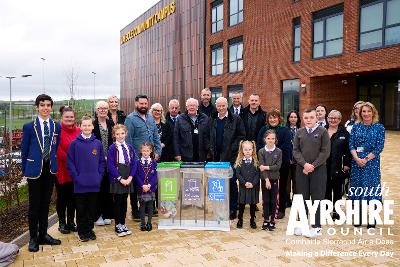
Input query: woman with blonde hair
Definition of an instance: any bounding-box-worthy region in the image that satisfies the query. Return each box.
[150,103,171,162]
[349,102,385,228]
[345,101,365,133]
[107,96,126,125]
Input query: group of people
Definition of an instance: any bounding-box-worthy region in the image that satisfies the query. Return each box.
[21,88,385,251]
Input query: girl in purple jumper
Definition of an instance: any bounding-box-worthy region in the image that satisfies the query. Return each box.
[135,143,158,231]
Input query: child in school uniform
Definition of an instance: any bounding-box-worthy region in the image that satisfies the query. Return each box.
[67,116,105,242]
[135,143,158,231]
[293,108,330,238]
[234,140,260,229]
[258,130,282,231]
[107,124,137,237]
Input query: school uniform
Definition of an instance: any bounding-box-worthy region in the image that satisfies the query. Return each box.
[293,125,330,228]
[21,116,61,249]
[107,142,138,226]
[258,146,282,223]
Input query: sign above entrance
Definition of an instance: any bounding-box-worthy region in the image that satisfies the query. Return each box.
[120,1,176,45]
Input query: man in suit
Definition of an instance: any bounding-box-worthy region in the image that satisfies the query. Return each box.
[21,94,62,252]
[229,91,243,116]
[164,99,180,161]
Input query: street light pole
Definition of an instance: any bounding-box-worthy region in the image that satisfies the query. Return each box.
[92,71,96,116]
[41,58,46,93]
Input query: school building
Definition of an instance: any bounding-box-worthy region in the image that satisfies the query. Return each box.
[120,0,400,130]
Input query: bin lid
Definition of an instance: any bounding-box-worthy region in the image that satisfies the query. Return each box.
[157,162,181,168]
[180,162,205,168]
[205,162,231,168]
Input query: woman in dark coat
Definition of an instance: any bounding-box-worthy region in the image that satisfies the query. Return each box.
[325,110,351,220]
[256,109,292,219]
[93,101,115,225]
[107,95,126,125]
[150,103,172,162]
[286,110,301,207]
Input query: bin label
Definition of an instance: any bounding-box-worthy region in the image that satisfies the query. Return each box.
[183,177,201,201]
[160,178,177,200]
[208,178,225,201]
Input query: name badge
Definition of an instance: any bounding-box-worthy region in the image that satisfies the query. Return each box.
[356,147,364,153]
[339,136,345,140]
[194,129,199,134]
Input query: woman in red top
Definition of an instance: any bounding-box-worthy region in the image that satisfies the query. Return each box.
[56,106,81,234]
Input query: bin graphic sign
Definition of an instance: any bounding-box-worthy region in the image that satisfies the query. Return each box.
[208,178,225,201]
[160,177,177,200]
[183,177,201,201]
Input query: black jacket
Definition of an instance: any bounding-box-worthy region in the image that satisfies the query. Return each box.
[240,105,266,142]
[327,125,351,178]
[93,118,114,150]
[209,110,246,163]
[229,104,244,116]
[158,121,173,162]
[173,112,210,162]
[199,102,216,117]
[107,110,126,125]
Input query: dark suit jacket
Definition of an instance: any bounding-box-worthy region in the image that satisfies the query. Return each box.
[93,118,114,150]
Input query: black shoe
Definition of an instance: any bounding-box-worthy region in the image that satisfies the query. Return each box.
[28,237,39,252]
[78,233,90,242]
[146,223,153,231]
[229,213,237,220]
[132,211,140,221]
[89,230,96,240]
[250,219,257,229]
[140,224,147,231]
[261,221,270,230]
[38,234,61,245]
[268,222,276,231]
[58,223,70,234]
[287,199,292,208]
[277,212,285,219]
[67,221,77,232]
[236,219,243,229]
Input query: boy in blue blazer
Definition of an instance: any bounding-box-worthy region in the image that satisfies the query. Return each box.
[21,94,61,252]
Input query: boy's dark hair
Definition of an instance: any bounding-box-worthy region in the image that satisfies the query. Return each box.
[303,108,316,114]
[135,94,148,102]
[35,94,53,107]
[59,105,74,115]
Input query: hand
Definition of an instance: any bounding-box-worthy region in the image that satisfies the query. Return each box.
[247,182,253,189]
[161,143,165,148]
[155,154,160,161]
[126,176,133,185]
[260,165,269,171]
[120,179,128,186]
[265,179,271,190]
[303,169,309,175]
[304,163,315,173]
[355,157,366,168]
[343,166,350,172]
[175,156,181,161]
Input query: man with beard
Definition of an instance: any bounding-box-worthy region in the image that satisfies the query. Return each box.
[199,88,216,117]
[125,94,161,220]
[174,98,210,162]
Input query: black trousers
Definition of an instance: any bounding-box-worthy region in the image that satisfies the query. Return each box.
[139,200,153,225]
[325,174,344,204]
[261,179,280,222]
[114,193,128,225]
[75,192,97,235]
[278,162,290,213]
[238,203,256,220]
[130,190,139,215]
[96,172,113,219]
[286,163,297,198]
[55,181,75,224]
[296,165,327,228]
[27,161,55,239]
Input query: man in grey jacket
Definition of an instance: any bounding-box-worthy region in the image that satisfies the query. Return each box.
[125,94,161,219]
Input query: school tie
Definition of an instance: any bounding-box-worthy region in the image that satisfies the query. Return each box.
[43,121,50,161]
[318,121,323,127]
[308,128,313,134]
[144,159,148,166]
[121,144,130,165]
[245,159,251,164]
[235,108,239,115]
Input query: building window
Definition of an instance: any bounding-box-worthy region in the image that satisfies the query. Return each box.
[212,0,223,33]
[230,0,243,26]
[293,17,301,62]
[228,85,243,106]
[210,87,222,104]
[211,43,223,76]
[360,0,400,50]
[281,79,300,119]
[229,37,243,73]
[312,4,344,59]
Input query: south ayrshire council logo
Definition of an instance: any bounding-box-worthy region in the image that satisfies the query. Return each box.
[286,183,394,236]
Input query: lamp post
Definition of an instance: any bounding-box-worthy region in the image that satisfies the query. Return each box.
[92,71,96,116]
[0,74,32,154]
[41,58,46,93]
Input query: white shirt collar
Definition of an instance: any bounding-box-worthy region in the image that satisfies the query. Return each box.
[141,157,151,164]
[81,133,91,139]
[116,140,127,146]
[265,145,276,152]
[243,157,252,162]
[38,116,50,125]
[305,124,319,133]
[218,111,228,119]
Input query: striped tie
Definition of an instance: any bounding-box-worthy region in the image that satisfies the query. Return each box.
[43,121,50,160]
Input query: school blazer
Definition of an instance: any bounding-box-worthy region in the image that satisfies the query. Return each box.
[21,117,61,178]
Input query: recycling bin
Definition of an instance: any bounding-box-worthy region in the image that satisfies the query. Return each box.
[204,162,232,231]
[180,162,205,229]
[157,162,181,229]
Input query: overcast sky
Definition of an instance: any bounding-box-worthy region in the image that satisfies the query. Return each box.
[0,0,159,101]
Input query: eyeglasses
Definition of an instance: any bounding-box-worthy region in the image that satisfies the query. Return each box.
[97,107,108,111]
[328,117,340,120]
[152,109,162,112]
